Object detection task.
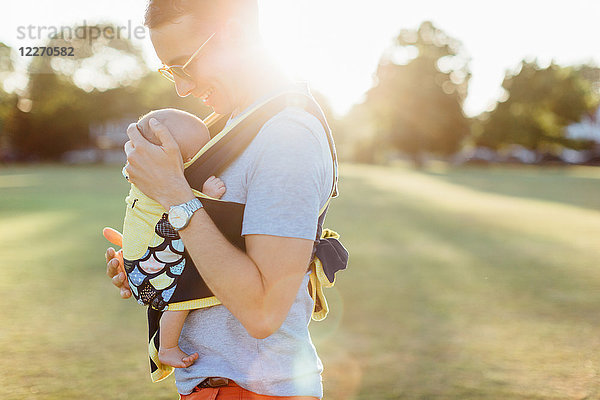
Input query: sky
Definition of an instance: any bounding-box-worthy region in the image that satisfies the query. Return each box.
[1,0,599,117]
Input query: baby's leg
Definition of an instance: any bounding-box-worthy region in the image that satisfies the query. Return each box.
[202,175,226,199]
[158,310,199,368]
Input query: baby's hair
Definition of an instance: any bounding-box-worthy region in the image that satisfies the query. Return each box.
[136,108,211,161]
[137,108,203,125]
[136,108,200,144]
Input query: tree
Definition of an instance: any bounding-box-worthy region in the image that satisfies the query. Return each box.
[475,61,598,152]
[353,21,471,167]
[0,42,13,75]
[6,23,212,160]
[575,64,600,105]
[0,43,16,118]
[0,43,18,160]
[4,24,149,159]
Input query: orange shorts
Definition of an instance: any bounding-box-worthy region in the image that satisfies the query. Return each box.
[178,380,320,400]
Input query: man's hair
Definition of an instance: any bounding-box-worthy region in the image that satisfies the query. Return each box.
[144,0,259,32]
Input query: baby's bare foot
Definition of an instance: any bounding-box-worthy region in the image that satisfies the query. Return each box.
[202,175,226,199]
[158,346,199,368]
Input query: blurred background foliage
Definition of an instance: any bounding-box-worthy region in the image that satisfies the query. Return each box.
[0,21,599,166]
[473,62,598,152]
[0,23,212,161]
[2,17,600,400]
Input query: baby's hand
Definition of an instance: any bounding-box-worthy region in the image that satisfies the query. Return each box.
[202,176,226,199]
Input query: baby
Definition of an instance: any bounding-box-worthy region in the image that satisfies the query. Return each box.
[123,108,225,369]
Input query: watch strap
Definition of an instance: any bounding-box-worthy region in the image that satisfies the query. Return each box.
[182,198,203,215]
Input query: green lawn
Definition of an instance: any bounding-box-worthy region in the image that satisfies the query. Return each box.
[1,163,600,400]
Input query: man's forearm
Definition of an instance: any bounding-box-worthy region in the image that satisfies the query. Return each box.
[159,184,312,339]
[176,208,270,334]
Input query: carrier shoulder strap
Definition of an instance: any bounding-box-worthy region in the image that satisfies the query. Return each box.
[184,91,338,200]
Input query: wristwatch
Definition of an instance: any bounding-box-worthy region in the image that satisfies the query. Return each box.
[167,198,203,231]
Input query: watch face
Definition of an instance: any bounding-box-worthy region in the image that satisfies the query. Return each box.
[168,206,188,230]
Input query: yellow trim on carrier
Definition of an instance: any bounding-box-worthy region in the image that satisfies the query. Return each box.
[149,331,173,382]
[166,295,222,311]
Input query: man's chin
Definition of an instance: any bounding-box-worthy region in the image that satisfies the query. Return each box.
[208,102,233,116]
[201,91,234,115]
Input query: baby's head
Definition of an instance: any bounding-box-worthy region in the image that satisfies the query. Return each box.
[137,109,210,162]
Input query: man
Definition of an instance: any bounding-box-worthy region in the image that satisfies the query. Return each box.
[105,1,334,398]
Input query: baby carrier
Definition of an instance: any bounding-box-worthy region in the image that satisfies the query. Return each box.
[122,89,349,382]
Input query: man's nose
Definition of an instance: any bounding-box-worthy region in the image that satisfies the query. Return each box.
[174,76,195,97]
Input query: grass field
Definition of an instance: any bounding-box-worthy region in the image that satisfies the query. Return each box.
[1,163,600,400]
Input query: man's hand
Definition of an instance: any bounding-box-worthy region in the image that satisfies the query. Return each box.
[103,227,131,299]
[124,118,195,209]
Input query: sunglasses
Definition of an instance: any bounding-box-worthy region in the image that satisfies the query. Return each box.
[158,32,216,83]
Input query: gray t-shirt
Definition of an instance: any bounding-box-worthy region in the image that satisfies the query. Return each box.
[174,86,334,398]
